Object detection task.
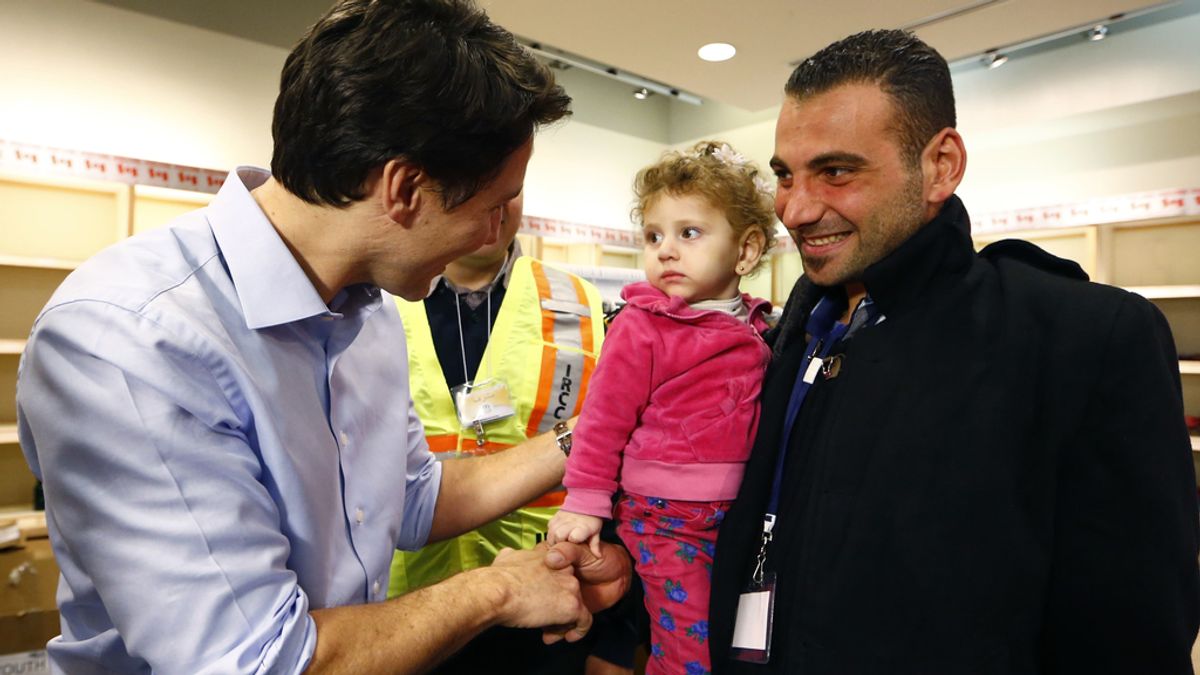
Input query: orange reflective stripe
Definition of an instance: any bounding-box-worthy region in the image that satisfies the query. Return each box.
[526,489,566,509]
[526,344,559,439]
[429,437,518,457]
[531,260,556,343]
[569,274,595,356]
[426,434,460,453]
[527,260,557,436]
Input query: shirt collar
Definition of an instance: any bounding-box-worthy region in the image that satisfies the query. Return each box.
[207,167,345,330]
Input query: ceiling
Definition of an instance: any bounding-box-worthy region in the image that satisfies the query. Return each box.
[95,0,1177,112]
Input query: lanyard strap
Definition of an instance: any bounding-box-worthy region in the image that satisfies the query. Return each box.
[751,294,847,584]
[767,296,848,520]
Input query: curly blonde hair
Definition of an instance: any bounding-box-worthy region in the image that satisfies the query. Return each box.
[632,141,777,273]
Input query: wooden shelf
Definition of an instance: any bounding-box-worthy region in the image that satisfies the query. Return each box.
[1124,285,1200,300]
[1182,361,1200,376]
[0,424,18,445]
[0,253,81,271]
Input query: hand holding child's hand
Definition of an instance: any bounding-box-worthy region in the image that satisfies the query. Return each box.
[547,510,604,558]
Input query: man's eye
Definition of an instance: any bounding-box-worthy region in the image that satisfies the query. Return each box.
[824,167,852,179]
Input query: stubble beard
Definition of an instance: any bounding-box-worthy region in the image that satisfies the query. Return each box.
[801,171,926,287]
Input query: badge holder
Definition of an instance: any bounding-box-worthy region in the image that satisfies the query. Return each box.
[731,522,777,663]
[451,378,515,447]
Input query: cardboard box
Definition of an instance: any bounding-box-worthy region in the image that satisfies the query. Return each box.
[0,537,59,655]
[0,611,57,655]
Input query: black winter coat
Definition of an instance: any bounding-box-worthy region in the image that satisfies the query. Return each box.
[710,196,1199,674]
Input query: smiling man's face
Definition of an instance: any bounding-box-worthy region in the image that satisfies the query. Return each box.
[771,82,929,287]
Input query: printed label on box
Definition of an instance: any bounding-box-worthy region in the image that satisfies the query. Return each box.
[0,650,47,673]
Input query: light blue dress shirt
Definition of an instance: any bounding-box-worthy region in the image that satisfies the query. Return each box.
[17,167,442,674]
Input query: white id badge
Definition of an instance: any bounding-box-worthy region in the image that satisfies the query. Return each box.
[731,571,776,663]
[451,378,516,428]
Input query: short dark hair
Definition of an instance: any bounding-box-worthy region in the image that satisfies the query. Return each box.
[271,0,571,209]
[785,29,955,164]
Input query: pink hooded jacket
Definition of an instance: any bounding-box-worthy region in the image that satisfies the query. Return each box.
[562,281,772,519]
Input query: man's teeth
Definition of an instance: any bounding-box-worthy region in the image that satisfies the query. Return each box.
[806,233,850,246]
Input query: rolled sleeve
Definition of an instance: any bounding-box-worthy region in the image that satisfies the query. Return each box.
[398,400,441,551]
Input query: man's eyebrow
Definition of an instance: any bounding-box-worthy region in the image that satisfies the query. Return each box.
[807,152,868,170]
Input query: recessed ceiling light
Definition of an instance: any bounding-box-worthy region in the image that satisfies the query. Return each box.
[633,87,651,100]
[698,42,736,62]
[1086,24,1109,41]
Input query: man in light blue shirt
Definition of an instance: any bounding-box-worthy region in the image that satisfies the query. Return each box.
[15,1,630,673]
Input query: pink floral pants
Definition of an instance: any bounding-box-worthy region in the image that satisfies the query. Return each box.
[616,492,731,675]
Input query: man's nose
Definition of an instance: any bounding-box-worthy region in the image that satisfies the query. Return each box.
[776,182,823,229]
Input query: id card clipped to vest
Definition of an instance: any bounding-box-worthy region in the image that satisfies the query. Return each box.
[451,378,516,446]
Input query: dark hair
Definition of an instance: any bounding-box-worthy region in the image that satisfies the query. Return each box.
[785,29,955,164]
[633,141,777,273]
[271,0,571,209]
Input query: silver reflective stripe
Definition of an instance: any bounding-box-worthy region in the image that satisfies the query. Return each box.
[541,266,585,351]
[541,298,591,316]
[539,348,586,432]
[432,451,458,462]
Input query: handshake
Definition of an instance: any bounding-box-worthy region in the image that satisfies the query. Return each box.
[487,539,632,644]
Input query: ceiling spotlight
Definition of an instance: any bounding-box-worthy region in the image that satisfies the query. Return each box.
[633,87,651,100]
[1086,24,1109,41]
[981,50,1008,69]
[698,42,737,62]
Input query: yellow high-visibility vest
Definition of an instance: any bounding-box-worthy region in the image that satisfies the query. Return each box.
[389,257,605,597]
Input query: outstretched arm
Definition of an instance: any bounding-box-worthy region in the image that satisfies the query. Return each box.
[428,419,571,542]
[308,546,593,673]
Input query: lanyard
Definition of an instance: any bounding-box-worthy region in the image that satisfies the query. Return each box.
[751,294,847,584]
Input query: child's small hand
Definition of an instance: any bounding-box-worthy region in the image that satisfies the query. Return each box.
[547,510,604,558]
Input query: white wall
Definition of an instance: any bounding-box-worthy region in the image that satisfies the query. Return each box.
[0,0,665,231]
[529,120,664,230]
[669,11,1200,218]
[5,0,1197,229]
[954,11,1200,214]
[0,0,281,171]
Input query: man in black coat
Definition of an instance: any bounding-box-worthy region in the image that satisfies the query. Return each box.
[709,29,1199,674]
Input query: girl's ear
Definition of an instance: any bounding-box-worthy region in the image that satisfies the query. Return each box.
[735,227,766,277]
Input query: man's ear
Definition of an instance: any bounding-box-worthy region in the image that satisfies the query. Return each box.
[736,228,767,277]
[921,127,966,206]
[379,158,426,227]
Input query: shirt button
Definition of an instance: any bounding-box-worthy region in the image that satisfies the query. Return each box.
[355,508,364,525]
[372,580,382,596]
[339,431,350,445]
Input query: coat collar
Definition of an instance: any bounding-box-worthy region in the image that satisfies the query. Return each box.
[769,195,974,356]
[861,194,975,318]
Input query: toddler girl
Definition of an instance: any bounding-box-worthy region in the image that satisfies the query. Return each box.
[548,141,776,675]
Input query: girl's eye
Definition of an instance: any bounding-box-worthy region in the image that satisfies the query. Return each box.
[681,227,701,240]
[645,232,662,244]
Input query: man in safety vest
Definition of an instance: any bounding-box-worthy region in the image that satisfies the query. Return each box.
[390,193,637,674]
